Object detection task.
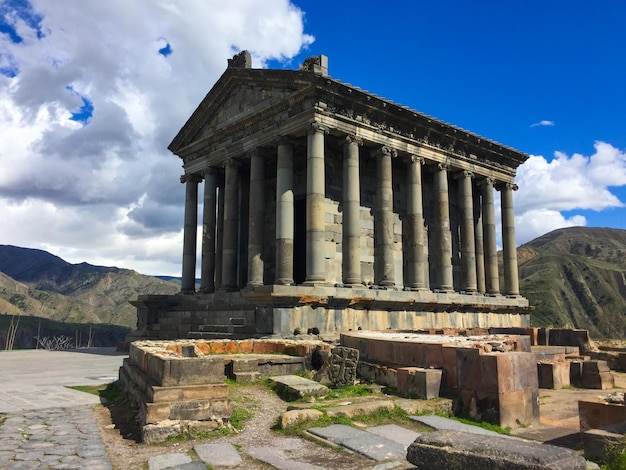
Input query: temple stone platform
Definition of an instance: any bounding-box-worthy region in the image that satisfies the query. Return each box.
[341,330,539,428]
[131,285,530,340]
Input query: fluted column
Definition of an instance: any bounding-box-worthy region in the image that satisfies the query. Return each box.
[499,182,520,296]
[200,167,218,293]
[474,188,486,293]
[481,178,500,295]
[375,146,396,286]
[407,155,426,290]
[457,170,477,293]
[247,149,265,287]
[221,159,240,291]
[275,137,294,285]
[305,123,327,284]
[181,173,202,294]
[342,135,363,286]
[433,164,453,292]
[214,176,224,290]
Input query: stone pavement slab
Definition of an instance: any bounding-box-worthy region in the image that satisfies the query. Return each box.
[308,424,407,462]
[0,405,111,470]
[246,446,324,470]
[409,414,518,439]
[148,452,192,470]
[0,347,127,412]
[194,442,242,466]
[366,424,421,448]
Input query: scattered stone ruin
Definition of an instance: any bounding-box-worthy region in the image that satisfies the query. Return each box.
[130,50,531,341]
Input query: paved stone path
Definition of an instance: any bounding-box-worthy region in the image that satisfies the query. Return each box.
[0,405,111,470]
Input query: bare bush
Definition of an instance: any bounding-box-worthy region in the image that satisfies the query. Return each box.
[36,335,74,350]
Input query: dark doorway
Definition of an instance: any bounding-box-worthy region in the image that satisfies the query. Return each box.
[294,198,306,284]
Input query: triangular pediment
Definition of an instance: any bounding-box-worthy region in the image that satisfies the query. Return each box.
[169,68,315,155]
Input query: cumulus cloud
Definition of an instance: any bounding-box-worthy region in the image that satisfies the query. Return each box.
[514,141,626,244]
[0,0,313,275]
[530,120,555,127]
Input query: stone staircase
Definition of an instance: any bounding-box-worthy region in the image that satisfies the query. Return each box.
[186,308,259,340]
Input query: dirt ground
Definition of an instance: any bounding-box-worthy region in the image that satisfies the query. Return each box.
[93,383,376,470]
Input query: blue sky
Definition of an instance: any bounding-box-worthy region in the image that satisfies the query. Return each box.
[0,1,625,275]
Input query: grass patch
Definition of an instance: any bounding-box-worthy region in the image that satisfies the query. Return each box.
[325,384,376,400]
[0,415,6,427]
[65,381,123,403]
[230,405,254,430]
[447,415,511,435]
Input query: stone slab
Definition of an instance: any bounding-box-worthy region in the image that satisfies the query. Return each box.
[194,443,242,466]
[325,399,394,418]
[537,361,570,389]
[148,452,192,470]
[366,424,421,448]
[397,367,442,399]
[409,415,517,439]
[407,430,587,469]
[270,375,329,399]
[308,424,407,461]
[579,399,626,431]
[246,446,324,470]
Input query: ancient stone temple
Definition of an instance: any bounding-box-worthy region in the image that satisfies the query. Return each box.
[132,51,531,340]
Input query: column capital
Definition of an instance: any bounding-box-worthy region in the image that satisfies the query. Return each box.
[478,176,496,187]
[436,163,449,172]
[201,167,218,178]
[180,173,202,184]
[222,157,241,169]
[344,134,363,146]
[247,148,260,159]
[276,135,296,147]
[453,170,474,180]
[373,146,397,159]
[309,122,329,135]
[409,155,424,165]
[496,182,519,191]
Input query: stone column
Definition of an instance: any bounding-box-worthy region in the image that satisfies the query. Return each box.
[221,159,240,291]
[407,155,426,290]
[275,137,294,285]
[181,173,201,294]
[433,164,453,292]
[499,182,520,296]
[342,135,363,286]
[305,123,328,284]
[457,170,477,293]
[200,167,218,293]
[375,146,396,287]
[247,149,265,287]
[214,175,224,290]
[481,178,500,295]
[474,189,486,293]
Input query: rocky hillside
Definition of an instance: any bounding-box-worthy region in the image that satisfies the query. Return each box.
[0,245,179,329]
[518,227,626,338]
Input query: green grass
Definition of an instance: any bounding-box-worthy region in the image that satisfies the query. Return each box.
[447,415,511,435]
[65,381,124,403]
[0,415,6,427]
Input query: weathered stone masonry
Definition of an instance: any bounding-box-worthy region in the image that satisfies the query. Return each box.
[132,51,531,340]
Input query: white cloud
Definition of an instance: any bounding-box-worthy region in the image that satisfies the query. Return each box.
[0,0,313,275]
[513,141,626,244]
[530,120,555,127]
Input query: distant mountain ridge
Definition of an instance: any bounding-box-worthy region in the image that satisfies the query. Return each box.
[518,227,626,338]
[0,245,179,328]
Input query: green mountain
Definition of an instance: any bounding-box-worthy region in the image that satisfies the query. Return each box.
[0,245,179,329]
[518,227,626,339]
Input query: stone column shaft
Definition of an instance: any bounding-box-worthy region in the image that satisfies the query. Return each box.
[221,160,240,291]
[181,174,201,293]
[458,171,477,292]
[481,178,500,295]
[407,156,426,289]
[433,164,453,292]
[500,182,520,296]
[474,190,486,293]
[247,150,265,287]
[214,177,224,290]
[200,168,218,293]
[276,139,294,285]
[375,146,395,286]
[342,136,362,286]
[305,123,327,284]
